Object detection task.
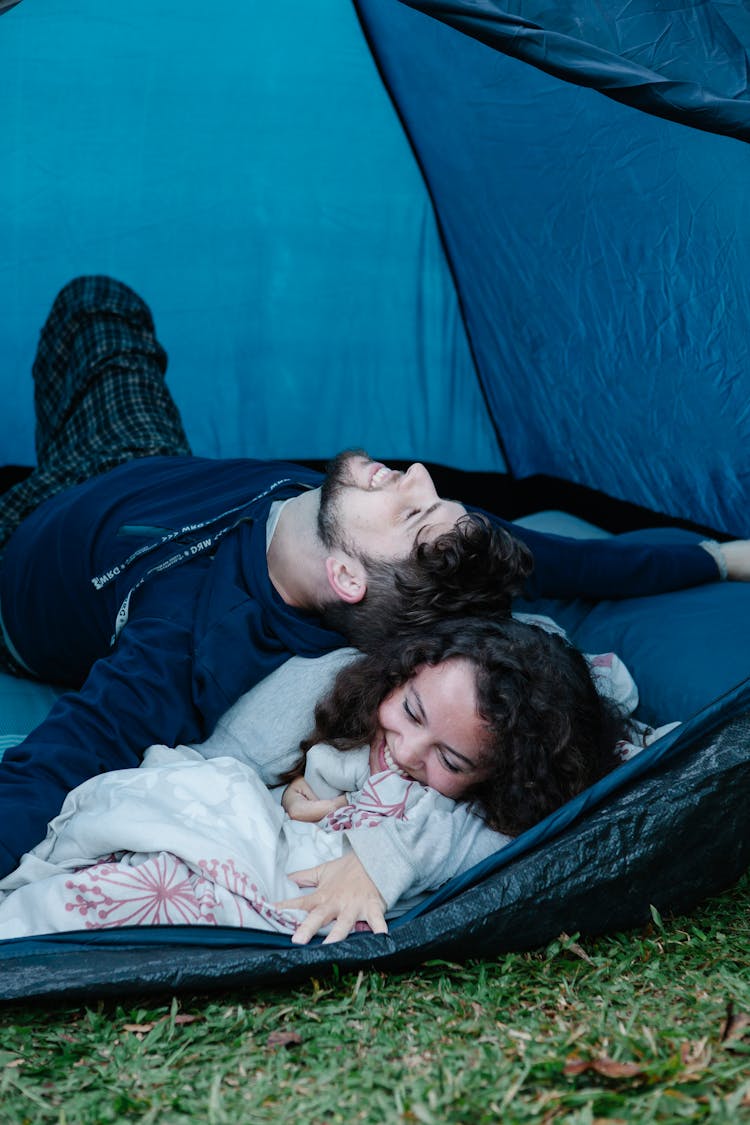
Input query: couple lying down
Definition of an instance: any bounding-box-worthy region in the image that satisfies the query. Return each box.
[0,614,674,943]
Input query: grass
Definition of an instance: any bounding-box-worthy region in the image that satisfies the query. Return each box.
[0,873,748,1124]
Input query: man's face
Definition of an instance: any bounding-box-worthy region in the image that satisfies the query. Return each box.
[318,450,466,562]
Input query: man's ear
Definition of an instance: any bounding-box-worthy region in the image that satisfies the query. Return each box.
[325,555,367,604]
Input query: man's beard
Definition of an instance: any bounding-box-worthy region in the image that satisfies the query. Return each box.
[317,448,369,552]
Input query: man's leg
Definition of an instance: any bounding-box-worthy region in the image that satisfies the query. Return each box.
[0,275,191,675]
[0,275,191,554]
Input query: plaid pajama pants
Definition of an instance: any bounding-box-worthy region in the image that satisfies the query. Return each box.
[0,275,191,674]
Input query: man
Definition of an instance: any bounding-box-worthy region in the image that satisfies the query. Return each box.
[0,276,747,907]
[0,277,535,877]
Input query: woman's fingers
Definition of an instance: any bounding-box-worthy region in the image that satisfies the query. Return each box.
[288,798,342,822]
[283,790,349,822]
[366,905,389,936]
[274,855,388,945]
[293,906,333,945]
[320,901,387,945]
[286,865,321,890]
[321,907,359,945]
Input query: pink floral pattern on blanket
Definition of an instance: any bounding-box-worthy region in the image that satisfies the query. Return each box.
[322,769,417,831]
[64,852,297,932]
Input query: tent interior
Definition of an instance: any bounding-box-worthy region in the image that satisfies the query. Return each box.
[0,0,749,1000]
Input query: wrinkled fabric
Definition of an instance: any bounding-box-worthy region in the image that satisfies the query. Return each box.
[401,0,750,140]
[358,0,750,534]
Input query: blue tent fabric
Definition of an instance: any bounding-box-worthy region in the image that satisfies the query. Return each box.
[0,0,749,999]
[358,0,750,535]
[0,0,504,473]
[400,0,750,141]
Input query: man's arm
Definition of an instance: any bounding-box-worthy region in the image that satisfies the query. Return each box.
[474,510,724,600]
[0,614,201,877]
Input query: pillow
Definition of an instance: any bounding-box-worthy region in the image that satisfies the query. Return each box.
[515,527,749,726]
[0,671,62,760]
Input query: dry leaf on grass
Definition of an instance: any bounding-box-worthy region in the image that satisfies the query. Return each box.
[719,1003,750,1046]
[121,1012,204,1036]
[266,1030,303,1050]
[564,1055,645,1079]
[558,932,594,965]
[679,1038,711,1073]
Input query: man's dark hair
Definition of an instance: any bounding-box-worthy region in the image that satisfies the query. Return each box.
[285,615,627,836]
[322,514,533,649]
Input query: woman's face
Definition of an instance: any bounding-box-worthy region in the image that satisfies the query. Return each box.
[370,657,490,799]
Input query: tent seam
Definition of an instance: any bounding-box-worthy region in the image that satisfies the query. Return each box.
[351,0,514,475]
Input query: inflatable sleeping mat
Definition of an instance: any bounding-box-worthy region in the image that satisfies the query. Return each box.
[0,0,748,999]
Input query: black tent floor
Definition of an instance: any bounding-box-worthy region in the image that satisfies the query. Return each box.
[1,712,747,1004]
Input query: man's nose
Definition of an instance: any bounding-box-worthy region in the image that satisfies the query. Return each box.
[402,462,438,500]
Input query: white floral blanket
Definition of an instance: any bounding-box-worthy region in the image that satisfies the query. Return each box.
[0,747,340,938]
[0,746,438,939]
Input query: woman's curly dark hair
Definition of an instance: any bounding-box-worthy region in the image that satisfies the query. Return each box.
[289,616,628,836]
[322,514,533,649]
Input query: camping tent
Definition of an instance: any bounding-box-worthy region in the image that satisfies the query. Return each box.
[0,0,749,1001]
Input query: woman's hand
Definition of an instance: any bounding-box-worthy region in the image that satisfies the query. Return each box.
[276,853,388,945]
[281,777,347,823]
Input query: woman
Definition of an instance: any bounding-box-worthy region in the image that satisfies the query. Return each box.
[0,617,641,943]
[282,616,628,836]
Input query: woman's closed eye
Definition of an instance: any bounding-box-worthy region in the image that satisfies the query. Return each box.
[403,697,421,724]
[438,750,462,774]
